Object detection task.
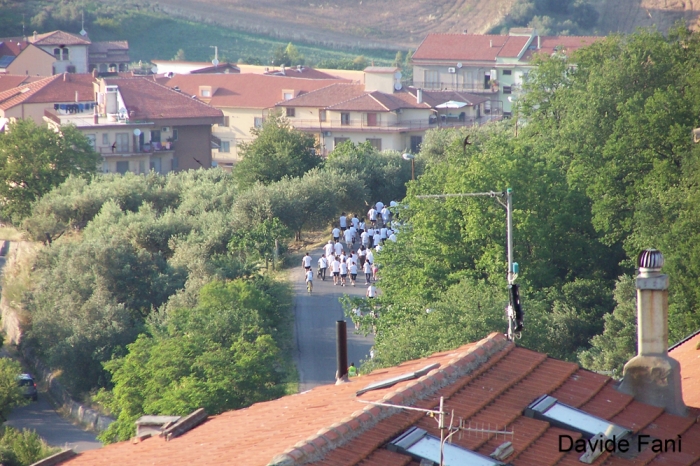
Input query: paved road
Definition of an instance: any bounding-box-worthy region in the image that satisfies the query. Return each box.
[0,242,101,453]
[293,246,375,392]
[4,396,101,452]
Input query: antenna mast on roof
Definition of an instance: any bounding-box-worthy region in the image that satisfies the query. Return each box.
[358,397,514,466]
[80,11,87,36]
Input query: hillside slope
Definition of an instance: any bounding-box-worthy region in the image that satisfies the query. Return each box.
[153,0,700,50]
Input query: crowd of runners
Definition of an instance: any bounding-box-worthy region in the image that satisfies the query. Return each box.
[303,201,400,295]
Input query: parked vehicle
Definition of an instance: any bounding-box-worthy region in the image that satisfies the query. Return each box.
[17,374,38,401]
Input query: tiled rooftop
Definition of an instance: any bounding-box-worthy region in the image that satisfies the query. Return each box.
[264,66,339,79]
[103,77,223,121]
[57,332,700,466]
[165,74,349,109]
[412,33,602,63]
[30,30,91,46]
[670,329,700,409]
[0,75,38,93]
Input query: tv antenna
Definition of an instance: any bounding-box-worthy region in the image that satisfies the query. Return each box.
[210,45,219,67]
[358,396,514,465]
[415,189,523,340]
[80,12,87,36]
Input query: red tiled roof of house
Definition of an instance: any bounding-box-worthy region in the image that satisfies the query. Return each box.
[417,89,490,107]
[57,332,700,466]
[275,83,365,108]
[0,75,37,93]
[30,30,91,46]
[0,74,60,111]
[278,86,434,112]
[89,41,129,54]
[670,329,700,409]
[521,36,602,60]
[165,74,349,109]
[413,33,602,63]
[264,66,338,79]
[104,77,223,121]
[191,63,241,74]
[0,38,28,58]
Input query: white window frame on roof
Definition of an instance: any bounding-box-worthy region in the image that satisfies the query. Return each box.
[524,395,631,440]
[388,427,506,466]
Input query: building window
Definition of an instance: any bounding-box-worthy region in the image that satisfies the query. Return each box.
[222,116,230,127]
[319,110,326,122]
[86,134,96,149]
[150,130,161,144]
[139,160,146,173]
[172,157,178,170]
[62,47,69,60]
[410,136,422,153]
[366,138,382,151]
[389,427,505,466]
[334,137,349,148]
[503,86,512,94]
[54,48,61,60]
[172,129,178,141]
[201,89,211,97]
[341,113,350,125]
[424,70,439,89]
[254,117,263,128]
[116,161,129,174]
[220,141,230,153]
[366,113,378,126]
[286,107,296,117]
[102,133,109,145]
[503,69,512,75]
[115,133,129,152]
[283,92,294,100]
[102,161,109,173]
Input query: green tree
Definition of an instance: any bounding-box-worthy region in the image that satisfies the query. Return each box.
[233,113,320,188]
[393,51,404,68]
[228,217,291,269]
[0,359,27,420]
[172,48,185,61]
[0,427,59,466]
[0,119,99,223]
[98,279,288,443]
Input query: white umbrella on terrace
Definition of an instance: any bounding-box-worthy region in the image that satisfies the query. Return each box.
[435,100,468,109]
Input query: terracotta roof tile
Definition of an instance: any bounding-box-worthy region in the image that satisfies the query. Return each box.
[264,67,338,79]
[0,75,59,111]
[670,330,700,409]
[30,30,91,46]
[58,332,700,466]
[166,74,348,109]
[103,77,223,121]
[0,75,35,93]
[276,83,366,108]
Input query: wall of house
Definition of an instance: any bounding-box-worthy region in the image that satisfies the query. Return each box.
[212,107,263,161]
[173,124,213,170]
[6,45,54,76]
[364,72,396,93]
[40,44,89,73]
[320,131,416,153]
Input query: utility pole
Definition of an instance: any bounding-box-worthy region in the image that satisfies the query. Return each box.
[416,189,521,339]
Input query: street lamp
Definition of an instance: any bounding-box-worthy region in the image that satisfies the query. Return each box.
[402,152,415,180]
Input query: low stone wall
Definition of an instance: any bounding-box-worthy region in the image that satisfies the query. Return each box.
[0,241,115,432]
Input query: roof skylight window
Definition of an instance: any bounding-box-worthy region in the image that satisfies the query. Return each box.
[524,395,631,440]
[388,427,507,466]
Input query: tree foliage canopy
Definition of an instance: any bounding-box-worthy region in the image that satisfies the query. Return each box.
[0,119,99,223]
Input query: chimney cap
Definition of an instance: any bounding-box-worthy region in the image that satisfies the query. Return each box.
[638,248,664,271]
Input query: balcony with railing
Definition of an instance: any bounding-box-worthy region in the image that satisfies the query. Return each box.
[290,115,501,133]
[410,81,499,94]
[96,143,174,158]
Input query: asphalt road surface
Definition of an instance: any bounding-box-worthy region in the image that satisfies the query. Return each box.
[293,245,375,392]
[4,396,101,452]
[0,244,101,453]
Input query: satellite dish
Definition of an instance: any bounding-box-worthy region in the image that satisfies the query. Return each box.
[456,62,463,69]
[133,129,141,136]
[394,71,402,80]
[394,82,403,91]
[212,58,219,66]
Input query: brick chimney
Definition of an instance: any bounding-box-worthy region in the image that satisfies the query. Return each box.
[618,249,686,416]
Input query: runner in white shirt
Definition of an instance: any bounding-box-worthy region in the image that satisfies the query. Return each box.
[363,259,372,284]
[359,220,366,234]
[339,252,347,265]
[302,252,312,271]
[388,232,397,242]
[324,241,334,259]
[351,216,360,229]
[343,227,354,246]
[334,241,344,257]
[332,227,341,242]
[375,201,384,212]
[339,260,348,286]
[373,231,382,247]
[318,255,328,280]
[361,230,369,247]
[367,207,377,226]
[339,213,348,231]
[349,261,358,287]
[305,269,314,292]
[358,246,367,267]
[331,257,341,285]
[380,227,388,240]
[350,251,358,265]
[366,249,374,265]
[366,227,374,247]
[375,243,383,252]
[366,284,377,299]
